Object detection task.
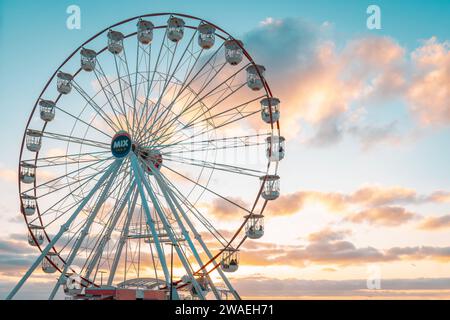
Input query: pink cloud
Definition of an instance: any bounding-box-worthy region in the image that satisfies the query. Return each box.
[408,37,450,126]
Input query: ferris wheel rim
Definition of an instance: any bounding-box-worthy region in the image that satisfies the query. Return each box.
[17,12,281,291]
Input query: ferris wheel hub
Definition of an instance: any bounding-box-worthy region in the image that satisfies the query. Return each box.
[111,131,132,158]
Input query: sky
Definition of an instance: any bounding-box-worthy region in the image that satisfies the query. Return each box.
[0,0,449,299]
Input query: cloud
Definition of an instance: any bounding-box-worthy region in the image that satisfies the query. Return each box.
[240,227,450,268]
[408,37,450,126]
[234,276,450,298]
[0,167,16,183]
[346,206,417,227]
[244,17,449,148]
[419,214,450,230]
[307,228,351,242]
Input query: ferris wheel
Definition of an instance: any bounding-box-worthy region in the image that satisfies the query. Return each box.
[8,13,284,300]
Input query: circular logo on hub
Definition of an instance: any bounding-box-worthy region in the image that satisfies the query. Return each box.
[111,131,131,158]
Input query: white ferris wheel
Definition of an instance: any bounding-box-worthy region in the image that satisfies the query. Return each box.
[8,13,284,300]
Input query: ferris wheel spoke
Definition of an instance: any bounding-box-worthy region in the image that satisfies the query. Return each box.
[133,29,168,140]
[153,107,261,152]
[26,163,113,227]
[164,109,262,149]
[24,150,110,168]
[55,106,113,139]
[140,30,199,141]
[112,55,134,134]
[42,130,110,149]
[134,42,153,137]
[71,80,122,132]
[158,131,269,152]
[148,63,249,146]
[22,156,112,196]
[163,155,266,177]
[136,41,225,143]
[163,164,252,215]
[40,160,128,229]
[92,66,130,131]
[185,92,263,132]
[182,81,247,129]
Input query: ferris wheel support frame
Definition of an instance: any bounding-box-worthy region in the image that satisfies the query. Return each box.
[131,155,179,300]
[84,181,137,282]
[151,162,221,300]
[48,167,123,300]
[130,154,206,300]
[107,186,140,286]
[157,171,240,300]
[7,159,122,300]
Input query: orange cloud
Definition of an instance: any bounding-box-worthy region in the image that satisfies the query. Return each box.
[0,168,16,183]
[346,206,417,227]
[408,37,450,126]
[419,215,450,230]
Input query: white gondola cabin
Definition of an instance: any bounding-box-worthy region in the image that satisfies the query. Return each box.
[224,39,244,65]
[20,162,36,184]
[28,225,44,246]
[137,19,154,45]
[63,273,84,296]
[198,23,215,49]
[220,248,239,273]
[80,48,97,72]
[39,100,56,122]
[266,135,285,162]
[42,252,59,273]
[57,72,73,94]
[26,129,42,152]
[107,30,124,54]
[261,97,280,124]
[246,64,266,91]
[260,175,280,200]
[244,214,264,239]
[167,17,185,42]
[21,194,37,216]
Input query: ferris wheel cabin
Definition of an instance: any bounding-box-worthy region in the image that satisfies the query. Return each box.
[260,175,280,200]
[80,48,97,72]
[167,16,185,42]
[246,64,266,91]
[21,194,37,216]
[25,129,42,152]
[20,162,36,184]
[220,248,239,273]
[56,71,73,94]
[28,225,44,246]
[244,214,264,239]
[137,19,154,45]
[266,135,285,162]
[261,97,280,124]
[39,100,56,122]
[198,23,216,49]
[224,39,244,65]
[42,252,59,274]
[107,30,125,54]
